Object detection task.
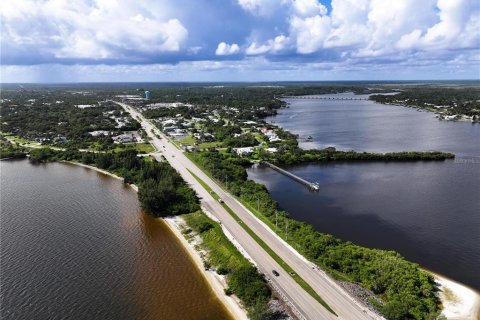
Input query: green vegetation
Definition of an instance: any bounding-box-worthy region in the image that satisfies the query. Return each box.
[0,89,141,151]
[0,138,28,159]
[111,142,155,154]
[183,211,276,319]
[187,170,336,315]
[197,141,223,149]
[370,87,480,121]
[188,151,442,319]
[266,149,455,165]
[28,148,199,217]
[144,85,371,111]
[224,133,259,148]
[178,135,196,145]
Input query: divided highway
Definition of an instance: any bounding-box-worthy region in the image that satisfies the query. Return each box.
[117,101,381,320]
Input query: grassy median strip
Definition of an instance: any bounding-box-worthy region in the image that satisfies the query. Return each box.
[186,168,337,316]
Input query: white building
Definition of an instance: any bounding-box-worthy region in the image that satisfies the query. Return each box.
[234,147,254,157]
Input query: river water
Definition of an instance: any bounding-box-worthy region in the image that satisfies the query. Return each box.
[0,160,231,320]
[247,93,480,291]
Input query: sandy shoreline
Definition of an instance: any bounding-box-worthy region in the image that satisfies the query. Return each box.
[432,272,480,320]
[61,160,139,191]
[163,216,248,320]
[62,160,246,319]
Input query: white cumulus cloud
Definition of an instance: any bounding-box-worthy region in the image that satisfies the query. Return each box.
[215,42,240,55]
[246,35,289,55]
[0,0,188,61]
[237,0,288,16]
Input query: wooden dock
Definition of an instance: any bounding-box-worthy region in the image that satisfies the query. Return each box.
[263,162,319,191]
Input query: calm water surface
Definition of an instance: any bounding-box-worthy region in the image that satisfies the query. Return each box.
[0,160,231,320]
[248,93,480,290]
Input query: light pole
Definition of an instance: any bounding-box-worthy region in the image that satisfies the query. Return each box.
[275,211,278,232]
[285,219,289,241]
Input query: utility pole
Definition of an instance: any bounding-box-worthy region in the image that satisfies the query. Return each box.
[257,197,260,211]
[225,175,228,189]
[285,219,289,241]
[275,211,278,232]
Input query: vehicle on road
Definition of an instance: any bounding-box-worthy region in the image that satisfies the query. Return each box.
[272,270,280,277]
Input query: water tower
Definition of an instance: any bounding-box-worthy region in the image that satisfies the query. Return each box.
[145,90,151,100]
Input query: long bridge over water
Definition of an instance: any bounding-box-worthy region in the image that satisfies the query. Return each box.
[280,96,368,101]
[263,162,319,191]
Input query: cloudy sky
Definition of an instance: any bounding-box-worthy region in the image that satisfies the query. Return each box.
[1,0,479,82]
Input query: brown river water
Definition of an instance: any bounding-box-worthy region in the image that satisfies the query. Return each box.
[0,160,232,320]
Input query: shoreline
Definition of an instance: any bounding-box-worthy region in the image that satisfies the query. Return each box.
[163,216,248,320]
[431,271,480,320]
[61,160,247,320]
[375,102,478,123]
[60,160,139,191]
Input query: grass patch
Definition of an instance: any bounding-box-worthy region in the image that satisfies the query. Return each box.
[165,136,182,150]
[198,141,223,149]
[183,211,274,319]
[252,132,266,144]
[183,211,250,271]
[113,143,155,153]
[186,168,336,316]
[1,132,41,147]
[185,153,277,232]
[179,135,196,145]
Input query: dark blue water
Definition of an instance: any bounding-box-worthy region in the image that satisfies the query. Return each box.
[248,93,480,290]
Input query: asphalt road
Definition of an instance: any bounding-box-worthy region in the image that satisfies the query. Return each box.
[117,101,381,320]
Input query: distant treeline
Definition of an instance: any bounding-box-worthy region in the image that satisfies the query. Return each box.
[188,151,442,320]
[142,85,369,106]
[370,87,480,119]
[265,149,455,165]
[28,148,199,216]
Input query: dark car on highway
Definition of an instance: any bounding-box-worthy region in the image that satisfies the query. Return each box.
[272,270,280,277]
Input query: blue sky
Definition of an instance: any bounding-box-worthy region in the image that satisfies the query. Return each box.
[1,0,479,82]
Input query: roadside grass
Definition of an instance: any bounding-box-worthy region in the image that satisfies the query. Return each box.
[113,143,155,153]
[179,135,196,145]
[183,211,273,318]
[183,211,250,271]
[85,142,155,154]
[185,154,277,231]
[198,141,223,149]
[166,136,182,150]
[186,167,336,315]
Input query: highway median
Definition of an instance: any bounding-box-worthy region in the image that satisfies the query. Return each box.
[186,168,337,316]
